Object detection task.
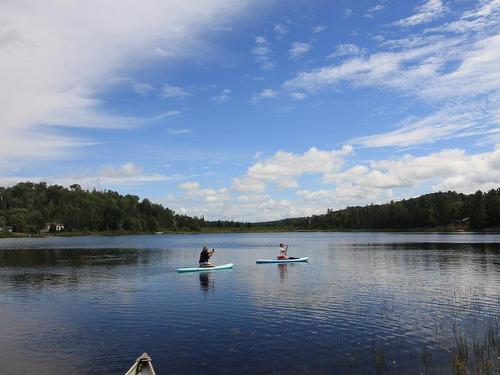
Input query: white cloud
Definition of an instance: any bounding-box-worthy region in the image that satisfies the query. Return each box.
[290,92,306,101]
[297,185,391,206]
[0,0,251,165]
[365,4,386,18]
[161,83,192,99]
[211,89,232,104]
[274,24,288,39]
[100,162,142,177]
[233,145,353,192]
[433,0,500,33]
[352,107,500,148]
[283,41,450,94]
[325,147,500,194]
[178,181,200,190]
[289,42,312,60]
[0,131,95,170]
[312,25,326,34]
[327,43,365,60]
[395,0,447,27]
[166,183,317,221]
[251,88,278,103]
[163,144,500,221]
[0,162,181,188]
[233,176,267,193]
[132,82,155,95]
[176,181,230,204]
[282,3,500,147]
[251,35,274,70]
[154,110,182,120]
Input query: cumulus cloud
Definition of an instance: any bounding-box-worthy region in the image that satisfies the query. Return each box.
[176,181,230,204]
[326,147,500,194]
[178,181,200,190]
[166,183,317,221]
[269,146,500,219]
[163,144,500,221]
[233,145,353,192]
[100,162,143,177]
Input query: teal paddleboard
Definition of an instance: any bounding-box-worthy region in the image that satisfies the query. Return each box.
[256,257,308,264]
[176,263,233,273]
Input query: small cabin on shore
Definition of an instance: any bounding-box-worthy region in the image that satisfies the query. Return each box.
[42,223,65,232]
[0,226,13,233]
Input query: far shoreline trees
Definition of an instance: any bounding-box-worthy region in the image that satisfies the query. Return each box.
[256,189,500,231]
[0,182,499,234]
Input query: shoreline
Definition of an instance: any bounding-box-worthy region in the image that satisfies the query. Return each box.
[2,226,500,239]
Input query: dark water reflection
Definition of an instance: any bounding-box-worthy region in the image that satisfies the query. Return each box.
[0,232,499,374]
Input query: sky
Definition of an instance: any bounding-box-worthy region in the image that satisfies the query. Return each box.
[0,0,499,221]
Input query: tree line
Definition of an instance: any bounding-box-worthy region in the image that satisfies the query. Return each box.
[255,189,500,230]
[0,182,248,233]
[1,182,499,233]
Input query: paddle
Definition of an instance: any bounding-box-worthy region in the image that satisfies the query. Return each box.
[284,244,300,259]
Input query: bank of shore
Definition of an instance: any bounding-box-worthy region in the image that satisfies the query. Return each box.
[2,226,500,239]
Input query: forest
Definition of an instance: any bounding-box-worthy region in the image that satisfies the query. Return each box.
[0,182,246,234]
[0,182,499,234]
[256,189,500,230]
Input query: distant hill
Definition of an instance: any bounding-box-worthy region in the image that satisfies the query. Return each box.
[254,189,500,231]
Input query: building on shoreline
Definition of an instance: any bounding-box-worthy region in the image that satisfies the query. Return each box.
[41,223,65,232]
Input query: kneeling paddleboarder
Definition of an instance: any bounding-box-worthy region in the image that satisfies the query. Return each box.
[278,243,288,259]
[199,246,215,267]
[278,243,298,260]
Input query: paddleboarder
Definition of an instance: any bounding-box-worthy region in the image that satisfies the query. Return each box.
[199,246,215,267]
[278,243,289,259]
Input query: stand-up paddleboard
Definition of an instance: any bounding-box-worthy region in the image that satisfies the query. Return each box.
[176,263,233,273]
[124,353,156,375]
[256,257,308,264]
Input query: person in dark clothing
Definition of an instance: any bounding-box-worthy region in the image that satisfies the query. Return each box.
[199,246,215,267]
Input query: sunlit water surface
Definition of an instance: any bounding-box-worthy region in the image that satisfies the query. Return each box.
[0,232,499,374]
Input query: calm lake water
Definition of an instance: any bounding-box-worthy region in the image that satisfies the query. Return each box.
[0,232,499,374]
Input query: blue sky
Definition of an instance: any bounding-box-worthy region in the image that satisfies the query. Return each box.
[1,0,499,221]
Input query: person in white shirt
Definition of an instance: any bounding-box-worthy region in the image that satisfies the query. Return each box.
[278,243,288,259]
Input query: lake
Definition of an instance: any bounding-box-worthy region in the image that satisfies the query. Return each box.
[0,232,499,374]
